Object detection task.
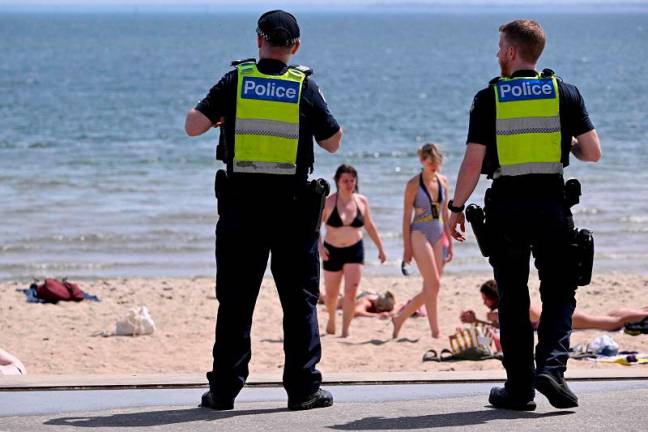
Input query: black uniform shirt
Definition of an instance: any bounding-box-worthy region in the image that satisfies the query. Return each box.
[467,70,595,178]
[195,58,340,186]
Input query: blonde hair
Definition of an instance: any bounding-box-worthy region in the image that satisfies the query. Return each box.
[417,143,443,166]
[375,291,396,313]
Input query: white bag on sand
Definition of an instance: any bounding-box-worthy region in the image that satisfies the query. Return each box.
[115,306,156,336]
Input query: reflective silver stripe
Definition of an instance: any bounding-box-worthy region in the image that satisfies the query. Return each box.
[496,116,560,136]
[235,119,299,140]
[494,162,564,178]
[233,160,297,175]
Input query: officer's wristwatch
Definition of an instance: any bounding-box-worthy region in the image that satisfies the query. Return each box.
[448,200,465,213]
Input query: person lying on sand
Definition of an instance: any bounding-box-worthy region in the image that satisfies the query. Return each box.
[352,291,397,319]
[461,280,648,331]
[320,290,398,323]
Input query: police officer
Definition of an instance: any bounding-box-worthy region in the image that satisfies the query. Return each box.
[185,10,342,411]
[448,20,601,410]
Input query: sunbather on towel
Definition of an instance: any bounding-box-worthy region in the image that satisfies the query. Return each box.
[0,348,26,375]
[319,290,398,319]
[461,280,648,331]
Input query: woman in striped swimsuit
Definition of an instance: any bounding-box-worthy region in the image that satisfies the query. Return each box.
[392,143,453,339]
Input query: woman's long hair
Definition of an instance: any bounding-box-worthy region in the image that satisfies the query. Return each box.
[333,164,359,192]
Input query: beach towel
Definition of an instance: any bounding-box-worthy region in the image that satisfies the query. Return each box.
[591,353,648,366]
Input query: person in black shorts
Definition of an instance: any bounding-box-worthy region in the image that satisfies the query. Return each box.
[320,164,386,338]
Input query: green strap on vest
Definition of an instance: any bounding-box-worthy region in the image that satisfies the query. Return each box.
[234,62,305,175]
[493,74,562,178]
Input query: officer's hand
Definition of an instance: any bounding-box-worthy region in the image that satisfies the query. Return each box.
[212,116,225,128]
[448,212,466,242]
[460,310,476,323]
[378,249,387,264]
[319,243,330,261]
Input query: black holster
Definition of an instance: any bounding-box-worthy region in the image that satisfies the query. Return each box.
[214,169,228,215]
[215,126,228,162]
[569,228,594,286]
[298,178,330,233]
[466,203,491,257]
[563,178,594,286]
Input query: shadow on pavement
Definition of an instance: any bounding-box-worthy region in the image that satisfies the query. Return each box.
[44,407,286,428]
[329,408,574,430]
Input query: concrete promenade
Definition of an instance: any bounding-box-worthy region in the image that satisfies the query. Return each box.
[1,371,647,431]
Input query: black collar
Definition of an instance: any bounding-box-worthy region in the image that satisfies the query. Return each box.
[257,58,288,75]
[510,69,538,78]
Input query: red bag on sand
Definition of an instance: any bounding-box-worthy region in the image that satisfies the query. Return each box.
[36,278,84,302]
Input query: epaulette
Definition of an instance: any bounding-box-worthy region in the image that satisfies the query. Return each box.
[540,68,555,78]
[230,58,256,67]
[488,76,501,85]
[289,65,313,76]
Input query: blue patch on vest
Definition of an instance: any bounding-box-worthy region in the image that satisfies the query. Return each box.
[497,79,555,102]
[241,77,299,103]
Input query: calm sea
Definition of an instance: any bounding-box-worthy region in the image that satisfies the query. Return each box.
[1,11,647,280]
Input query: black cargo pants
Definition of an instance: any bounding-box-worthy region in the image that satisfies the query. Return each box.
[207,185,322,402]
[486,177,578,398]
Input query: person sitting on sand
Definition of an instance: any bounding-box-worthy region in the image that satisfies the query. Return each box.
[0,348,26,375]
[461,280,648,331]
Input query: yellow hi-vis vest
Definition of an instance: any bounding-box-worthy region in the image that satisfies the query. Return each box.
[234,62,305,175]
[493,74,562,178]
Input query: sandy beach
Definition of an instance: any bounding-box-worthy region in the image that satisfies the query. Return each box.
[1,273,647,376]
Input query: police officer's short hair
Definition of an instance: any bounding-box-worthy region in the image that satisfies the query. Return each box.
[499,19,546,64]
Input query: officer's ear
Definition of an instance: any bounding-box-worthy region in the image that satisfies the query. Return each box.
[509,44,518,62]
[290,40,301,55]
[257,35,263,49]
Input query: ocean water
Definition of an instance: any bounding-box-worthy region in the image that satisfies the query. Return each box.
[1,12,647,280]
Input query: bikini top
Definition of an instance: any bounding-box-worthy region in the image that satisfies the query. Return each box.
[326,194,365,228]
[413,174,443,220]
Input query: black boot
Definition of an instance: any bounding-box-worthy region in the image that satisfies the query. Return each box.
[488,387,536,411]
[288,388,333,411]
[535,373,578,408]
[200,390,234,410]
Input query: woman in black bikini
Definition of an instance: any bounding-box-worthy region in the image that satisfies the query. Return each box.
[321,164,386,337]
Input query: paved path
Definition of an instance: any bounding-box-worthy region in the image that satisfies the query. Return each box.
[2,381,648,431]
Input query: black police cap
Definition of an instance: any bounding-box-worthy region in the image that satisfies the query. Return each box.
[257,10,300,47]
